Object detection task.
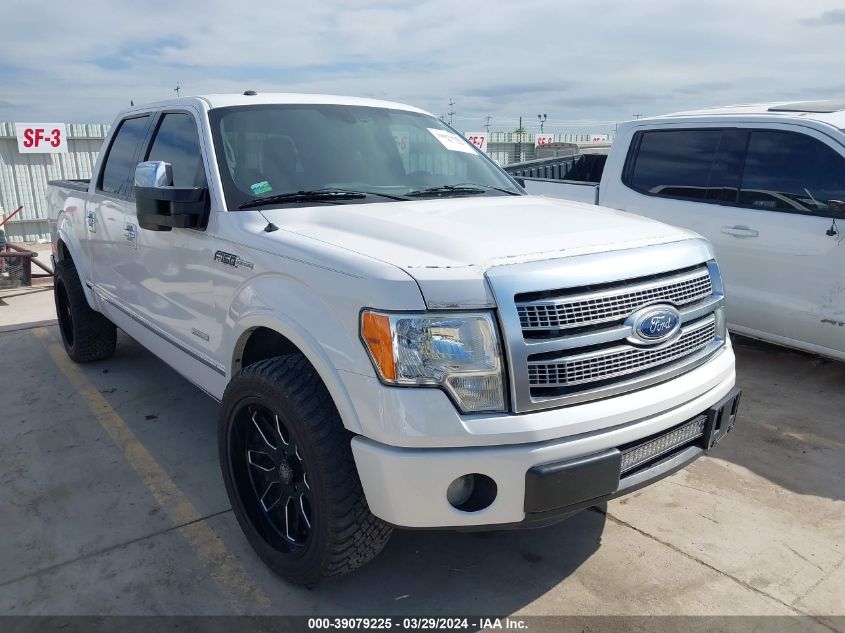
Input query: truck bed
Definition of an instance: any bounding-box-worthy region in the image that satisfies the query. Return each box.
[521,179,599,204]
[48,179,89,192]
[505,153,605,205]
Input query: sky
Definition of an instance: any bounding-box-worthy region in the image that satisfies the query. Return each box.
[1,0,844,134]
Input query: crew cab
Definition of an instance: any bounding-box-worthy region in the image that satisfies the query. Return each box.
[47,93,740,585]
[514,100,845,361]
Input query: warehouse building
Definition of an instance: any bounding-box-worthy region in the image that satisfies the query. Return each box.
[0,122,108,242]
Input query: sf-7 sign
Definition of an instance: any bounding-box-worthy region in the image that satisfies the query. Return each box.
[15,123,68,154]
[464,132,487,152]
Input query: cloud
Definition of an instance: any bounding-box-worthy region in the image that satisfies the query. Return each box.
[802,9,845,25]
[0,0,843,132]
[464,83,571,98]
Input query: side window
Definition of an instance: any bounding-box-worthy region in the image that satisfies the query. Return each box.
[739,131,845,215]
[99,116,151,195]
[626,129,723,200]
[146,113,207,188]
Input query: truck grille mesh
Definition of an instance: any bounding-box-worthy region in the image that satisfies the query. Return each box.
[528,317,717,389]
[517,267,712,333]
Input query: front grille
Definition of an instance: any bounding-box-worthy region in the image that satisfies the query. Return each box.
[528,316,717,390]
[486,242,725,413]
[517,266,712,333]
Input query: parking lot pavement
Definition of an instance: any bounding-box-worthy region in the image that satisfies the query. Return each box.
[0,295,842,627]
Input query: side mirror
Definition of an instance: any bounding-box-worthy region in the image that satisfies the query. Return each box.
[135,160,173,188]
[134,161,207,231]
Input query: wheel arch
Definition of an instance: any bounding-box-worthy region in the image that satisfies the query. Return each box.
[54,216,98,307]
[230,314,365,435]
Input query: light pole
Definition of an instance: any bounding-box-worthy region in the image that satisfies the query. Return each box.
[537,113,547,133]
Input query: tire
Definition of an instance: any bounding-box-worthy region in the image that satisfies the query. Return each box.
[54,258,117,362]
[218,354,393,586]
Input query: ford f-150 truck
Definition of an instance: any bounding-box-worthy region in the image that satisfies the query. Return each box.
[514,99,845,361]
[48,93,740,585]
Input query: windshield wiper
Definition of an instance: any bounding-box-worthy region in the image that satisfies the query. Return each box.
[406,185,486,198]
[239,189,366,210]
[454,182,522,195]
[238,188,411,209]
[405,183,520,198]
[332,188,410,201]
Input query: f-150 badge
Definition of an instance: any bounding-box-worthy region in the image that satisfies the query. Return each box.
[214,250,254,270]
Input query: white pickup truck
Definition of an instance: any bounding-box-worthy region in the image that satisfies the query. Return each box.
[516,100,845,361]
[48,93,740,585]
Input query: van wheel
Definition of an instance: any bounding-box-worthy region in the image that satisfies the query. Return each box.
[54,259,117,362]
[218,354,393,586]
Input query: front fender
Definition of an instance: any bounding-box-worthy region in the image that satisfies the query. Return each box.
[225,275,384,435]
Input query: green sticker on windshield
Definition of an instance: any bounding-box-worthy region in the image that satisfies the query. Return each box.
[251,180,272,195]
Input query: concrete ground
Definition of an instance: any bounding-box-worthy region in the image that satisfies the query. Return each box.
[0,289,842,630]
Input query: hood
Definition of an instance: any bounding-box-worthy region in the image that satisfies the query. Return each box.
[262,195,699,307]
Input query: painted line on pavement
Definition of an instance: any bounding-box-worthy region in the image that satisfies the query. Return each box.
[33,326,272,612]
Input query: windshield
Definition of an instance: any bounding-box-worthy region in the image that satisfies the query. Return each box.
[208,104,522,209]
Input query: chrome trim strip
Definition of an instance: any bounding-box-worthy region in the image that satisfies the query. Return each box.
[93,286,226,376]
[524,324,633,353]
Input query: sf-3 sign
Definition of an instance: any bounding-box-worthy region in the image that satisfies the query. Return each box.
[15,123,68,154]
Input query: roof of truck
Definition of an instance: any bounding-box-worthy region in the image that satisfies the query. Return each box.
[650,99,845,128]
[124,92,431,116]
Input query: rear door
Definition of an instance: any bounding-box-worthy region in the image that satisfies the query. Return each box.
[729,126,845,356]
[88,114,153,296]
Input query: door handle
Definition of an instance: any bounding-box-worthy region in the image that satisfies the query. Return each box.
[721,225,759,238]
[123,224,137,247]
[86,211,97,233]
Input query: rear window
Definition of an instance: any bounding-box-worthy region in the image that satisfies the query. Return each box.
[99,116,150,196]
[739,130,845,215]
[626,129,722,200]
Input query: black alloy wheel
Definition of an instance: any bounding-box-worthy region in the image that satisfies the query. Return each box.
[233,400,313,550]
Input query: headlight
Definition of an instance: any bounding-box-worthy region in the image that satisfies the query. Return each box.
[360,310,505,413]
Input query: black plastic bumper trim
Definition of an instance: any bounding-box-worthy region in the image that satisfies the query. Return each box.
[524,449,621,513]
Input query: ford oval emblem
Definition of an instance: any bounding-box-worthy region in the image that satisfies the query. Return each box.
[632,305,681,344]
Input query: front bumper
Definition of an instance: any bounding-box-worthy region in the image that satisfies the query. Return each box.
[352,375,740,528]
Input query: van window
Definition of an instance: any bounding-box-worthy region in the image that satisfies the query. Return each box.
[739,131,845,215]
[99,116,150,196]
[146,113,207,188]
[626,129,723,200]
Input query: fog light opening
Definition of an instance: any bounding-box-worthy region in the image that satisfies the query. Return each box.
[447,474,497,512]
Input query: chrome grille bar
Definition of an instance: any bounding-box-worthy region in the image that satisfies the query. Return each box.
[517,266,712,333]
[528,316,717,389]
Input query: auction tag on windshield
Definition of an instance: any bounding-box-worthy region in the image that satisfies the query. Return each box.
[427,128,477,154]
